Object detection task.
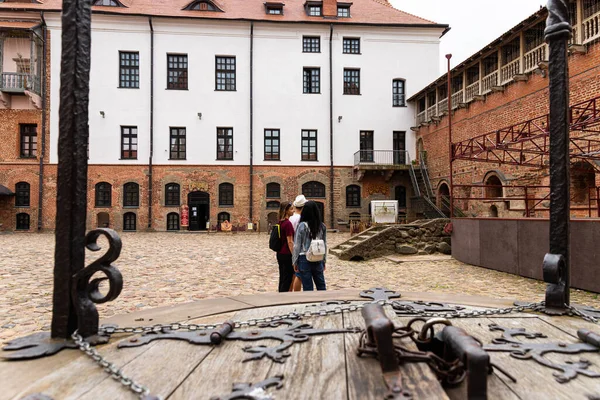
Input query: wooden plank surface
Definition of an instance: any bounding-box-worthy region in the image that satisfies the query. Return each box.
[344,303,449,400]
[169,304,348,400]
[79,313,231,400]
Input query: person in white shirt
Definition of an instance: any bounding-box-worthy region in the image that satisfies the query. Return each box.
[289,194,306,231]
[288,194,307,291]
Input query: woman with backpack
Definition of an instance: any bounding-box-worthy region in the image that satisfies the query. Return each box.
[275,202,295,292]
[292,200,327,291]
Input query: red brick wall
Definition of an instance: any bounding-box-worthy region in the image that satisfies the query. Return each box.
[416,40,600,218]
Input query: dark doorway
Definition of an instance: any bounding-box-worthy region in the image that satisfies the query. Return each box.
[438,183,450,215]
[395,185,407,221]
[359,131,374,162]
[188,191,209,231]
[393,131,406,165]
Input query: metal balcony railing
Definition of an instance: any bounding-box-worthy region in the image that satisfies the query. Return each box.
[354,150,410,167]
[1,72,40,94]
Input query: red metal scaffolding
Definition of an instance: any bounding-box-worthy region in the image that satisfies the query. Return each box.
[451,95,600,169]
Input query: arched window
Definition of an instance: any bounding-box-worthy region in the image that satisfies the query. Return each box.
[95,182,112,207]
[16,213,30,230]
[392,79,406,107]
[219,183,234,206]
[15,182,30,207]
[266,201,280,209]
[302,181,325,198]
[123,212,136,231]
[266,183,280,198]
[167,212,180,231]
[484,175,503,199]
[218,212,231,225]
[165,183,180,206]
[184,0,221,11]
[346,185,361,207]
[123,182,139,207]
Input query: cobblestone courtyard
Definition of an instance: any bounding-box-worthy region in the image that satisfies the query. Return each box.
[1,232,599,343]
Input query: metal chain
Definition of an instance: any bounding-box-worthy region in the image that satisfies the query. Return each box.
[80,299,597,399]
[71,331,160,400]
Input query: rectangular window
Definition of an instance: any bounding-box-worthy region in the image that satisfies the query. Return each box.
[215,56,236,91]
[343,69,360,95]
[303,68,320,94]
[360,131,374,162]
[267,6,282,14]
[393,79,406,107]
[303,36,320,53]
[393,131,406,165]
[19,124,37,158]
[121,126,138,159]
[169,127,186,160]
[167,54,188,90]
[119,51,139,88]
[217,127,234,160]
[264,129,280,161]
[308,5,322,16]
[343,38,360,54]
[337,6,350,17]
[301,130,317,161]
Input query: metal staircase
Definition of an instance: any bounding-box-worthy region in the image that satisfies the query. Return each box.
[409,154,446,219]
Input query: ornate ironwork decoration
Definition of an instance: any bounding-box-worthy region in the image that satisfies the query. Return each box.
[359,287,401,302]
[543,0,573,312]
[392,300,466,315]
[119,318,361,363]
[483,324,600,383]
[73,228,124,339]
[210,375,284,400]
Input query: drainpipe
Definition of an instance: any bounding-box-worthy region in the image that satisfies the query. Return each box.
[37,13,47,231]
[148,17,154,229]
[249,22,254,222]
[446,54,453,218]
[329,24,334,228]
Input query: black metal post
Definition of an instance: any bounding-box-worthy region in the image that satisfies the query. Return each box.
[51,0,94,338]
[543,0,572,313]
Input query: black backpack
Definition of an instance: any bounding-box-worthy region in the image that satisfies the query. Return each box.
[269,224,282,252]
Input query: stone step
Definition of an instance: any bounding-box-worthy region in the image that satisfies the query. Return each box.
[329,248,343,256]
[349,240,363,245]
[357,235,372,240]
[339,244,353,250]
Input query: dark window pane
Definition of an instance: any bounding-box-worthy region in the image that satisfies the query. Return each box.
[301,130,317,161]
[121,126,138,159]
[393,79,406,106]
[167,54,188,89]
[167,212,180,230]
[302,181,325,198]
[16,213,30,230]
[303,68,320,93]
[343,38,360,54]
[123,182,139,207]
[170,127,186,159]
[216,56,236,91]
[15,182,30,207]
[119,51,139,88]
[165,183,180,206]
[95,182,112,207]
[123,212,136,231]
[302,36,320,53]
[217,127,234,160]
[20,124,37,158]
[219,183,234,206]
[346,185,361,207]
[266,183,280,198]
[343,69,360,95]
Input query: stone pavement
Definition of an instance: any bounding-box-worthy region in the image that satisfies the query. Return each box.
[1,232,599,343]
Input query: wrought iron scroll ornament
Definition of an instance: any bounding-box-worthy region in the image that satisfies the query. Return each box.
[543,0,573,313]
[73,228,123,339]
[483,324,600,383]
